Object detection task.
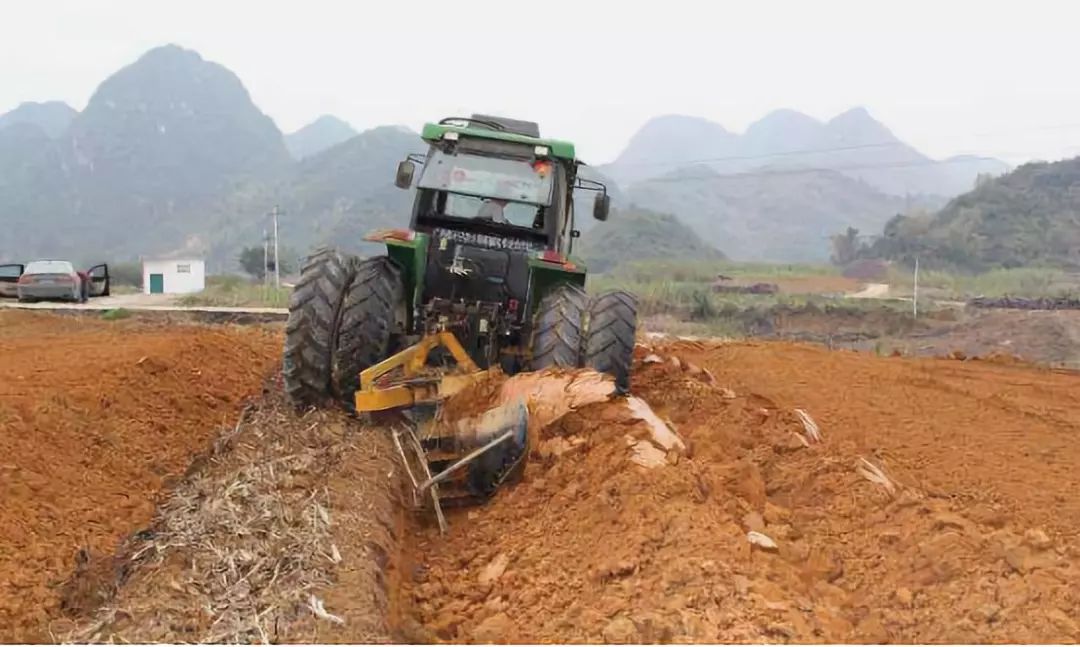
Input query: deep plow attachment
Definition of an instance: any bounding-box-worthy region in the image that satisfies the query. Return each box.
[353,332,678,531]
[354,332,531,526]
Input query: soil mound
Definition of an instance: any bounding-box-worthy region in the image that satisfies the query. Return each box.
[400,342,1080,643]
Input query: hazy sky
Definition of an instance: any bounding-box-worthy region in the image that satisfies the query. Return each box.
[3,0,1080,165]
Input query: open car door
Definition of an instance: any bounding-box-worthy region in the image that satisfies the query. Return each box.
[0,263,24,297]
[86,263,110,297]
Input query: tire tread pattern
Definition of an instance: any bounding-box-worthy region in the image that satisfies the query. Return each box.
[530,283,588,370]
[283,247,355,407]
[332,256,405,405]
[583,289,638,393]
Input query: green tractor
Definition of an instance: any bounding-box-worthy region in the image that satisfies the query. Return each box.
[282,115,637,503]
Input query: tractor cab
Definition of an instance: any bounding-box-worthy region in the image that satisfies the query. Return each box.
[395,116,609,255]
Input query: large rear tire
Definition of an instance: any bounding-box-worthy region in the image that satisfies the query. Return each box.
[332,256,405,408]
[530,283,587,370]
[283,247,357,407]
[583,290,638,394]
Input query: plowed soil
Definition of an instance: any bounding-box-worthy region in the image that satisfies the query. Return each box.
[7,309,1080,644]
[400,341,1080,643]
[0,312,279,642]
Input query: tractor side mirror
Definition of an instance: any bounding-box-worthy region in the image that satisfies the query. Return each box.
[395,160,416,189]
[593,193,611,221]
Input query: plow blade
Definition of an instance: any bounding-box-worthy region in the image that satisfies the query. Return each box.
[387,399,530,531]
[354,332,533,519]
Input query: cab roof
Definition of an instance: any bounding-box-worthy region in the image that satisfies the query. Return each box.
[421,122,576,160]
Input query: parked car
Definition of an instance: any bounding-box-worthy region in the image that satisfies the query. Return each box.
[0,263,22,298]
[5,260,111,303]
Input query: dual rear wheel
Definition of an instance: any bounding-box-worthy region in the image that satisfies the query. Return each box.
[530,283,638,394]
[283,248,403,409]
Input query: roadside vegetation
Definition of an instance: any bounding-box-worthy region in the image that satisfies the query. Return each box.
[100,308,133,321]
[588,259,912,337]
[177,275,291,308]
[884,266,1076,299]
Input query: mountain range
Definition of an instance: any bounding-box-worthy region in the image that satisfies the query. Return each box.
[0,44,1017,269]
[601,110,1009,198]
[285,114,358,160]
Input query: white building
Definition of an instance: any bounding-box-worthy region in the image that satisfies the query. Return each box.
[142,257,206,294]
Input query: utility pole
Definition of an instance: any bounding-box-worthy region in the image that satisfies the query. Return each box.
[270,205,282,289]
[913,255,920,319]
[262,226,269,287]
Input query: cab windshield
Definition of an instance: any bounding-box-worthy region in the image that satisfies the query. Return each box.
[442,194,541,228]
[418,150,555,206]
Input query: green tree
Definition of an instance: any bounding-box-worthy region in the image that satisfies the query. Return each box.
[238,246,267,278]
[829,226,862,266]
[238,245,295,279]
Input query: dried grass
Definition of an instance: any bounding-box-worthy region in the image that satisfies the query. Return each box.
[856,457,897,496]
[63,391,381,644]
[794,408,822,444]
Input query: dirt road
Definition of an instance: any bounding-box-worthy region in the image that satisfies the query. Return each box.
[0,311,279,641]
[0,293,287,316]
[4,311,1080,643]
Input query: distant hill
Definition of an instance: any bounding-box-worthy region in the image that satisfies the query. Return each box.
[576,207,725,272]
[868,157,1080,270]
[0,101,78,138]
[625,164,942,262]
[0,44,293,264]
[601,108,1010,198]
[0,123,74,257]
[285,115,358,159]
[68,44,290,203]
[602,115,738,186]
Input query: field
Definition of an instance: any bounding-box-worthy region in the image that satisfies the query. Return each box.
[1,310,1079,643]
[0,311,280,641]
[176,276,292,308]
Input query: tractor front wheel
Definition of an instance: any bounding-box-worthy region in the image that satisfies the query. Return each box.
[283,247,357,407]
[583,290,638,394]
[332,256,405,408]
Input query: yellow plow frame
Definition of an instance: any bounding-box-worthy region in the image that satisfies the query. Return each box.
[354,331,491,413]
